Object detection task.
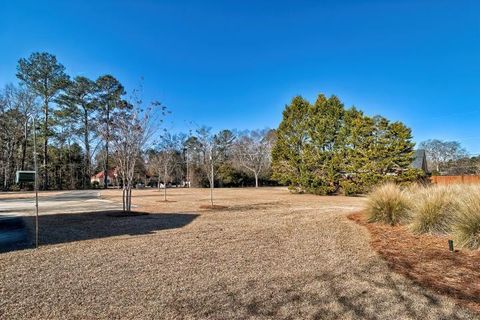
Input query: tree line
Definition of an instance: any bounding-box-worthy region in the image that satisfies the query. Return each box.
[1,52,132,190]
[0,52,276,193]
[1,51,431,197]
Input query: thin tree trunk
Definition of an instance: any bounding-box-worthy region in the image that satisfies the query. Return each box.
[127,185,132,212]
[3,145,8,189]
[20,121,28,170]
[43,97,49,190]
[104,103,110,189]
[164,182,167,201]
[254,172,259,188]
[210,162,214,206]
[164,165,168,201]
[19,118,30,190]
[83,108,91,189]
[122,186,126,212]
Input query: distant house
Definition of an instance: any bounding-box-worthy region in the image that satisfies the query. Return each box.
[412,149,428,173]
[90,169,118,187]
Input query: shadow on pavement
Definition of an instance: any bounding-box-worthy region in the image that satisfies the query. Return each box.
[1,210,199,253]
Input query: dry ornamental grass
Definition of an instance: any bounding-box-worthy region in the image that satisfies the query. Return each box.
[365,183,411,226]
[409,185,459,235]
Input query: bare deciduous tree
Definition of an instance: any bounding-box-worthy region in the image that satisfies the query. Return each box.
[195,127,233,206]
[148,132,184,201]
[419,139,467,173]
[109,100,163,212]
[233,129,274,188]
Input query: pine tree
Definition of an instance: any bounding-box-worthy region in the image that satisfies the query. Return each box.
[57,76,98,188]
[16,52,69,189]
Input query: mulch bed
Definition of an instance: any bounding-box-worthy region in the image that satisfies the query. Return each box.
[348,212,480,313]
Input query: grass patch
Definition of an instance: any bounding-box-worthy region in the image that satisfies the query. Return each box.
[366,183,411,225]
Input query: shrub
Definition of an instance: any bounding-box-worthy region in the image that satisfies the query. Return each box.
[366,183,411,225]
[409,186,459,235]
[453,187,480,250]
[340,180,362,196]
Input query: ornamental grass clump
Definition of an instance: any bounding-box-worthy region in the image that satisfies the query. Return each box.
[409,185,459,235]
[453,187,480,250]
[366,183,411,226]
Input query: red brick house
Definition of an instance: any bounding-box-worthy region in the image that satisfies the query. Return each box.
[90,169,118,187]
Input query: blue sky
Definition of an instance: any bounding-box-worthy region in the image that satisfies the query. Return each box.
[1,1,479,153]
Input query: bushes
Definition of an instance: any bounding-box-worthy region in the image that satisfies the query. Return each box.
[366,183,411,226]
[453,188,480,250]
[365,183,480,250]
[409,186,458,234]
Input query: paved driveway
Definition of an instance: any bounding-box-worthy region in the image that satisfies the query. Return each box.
[0,190,122,216]
[0,190,122,252]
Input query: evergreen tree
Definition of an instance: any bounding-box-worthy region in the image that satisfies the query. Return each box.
[57,76,98,188]
[272,93,423,195]
[271,96,310,192]
[16,52,69,189]
[96,75,125,188]
[304,94,345,194]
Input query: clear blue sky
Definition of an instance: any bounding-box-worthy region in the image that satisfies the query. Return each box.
[1,1,479,153]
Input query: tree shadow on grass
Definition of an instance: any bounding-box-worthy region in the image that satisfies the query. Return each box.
[168,264,477,319]
[1,210,199,253]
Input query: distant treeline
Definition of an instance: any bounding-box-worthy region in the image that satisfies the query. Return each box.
[0,52,277,191]
[1,51,426,194]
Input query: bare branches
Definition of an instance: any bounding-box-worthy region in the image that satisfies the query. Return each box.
[147,132,185,201]
[232,129,274,188]
[107,99,162,212]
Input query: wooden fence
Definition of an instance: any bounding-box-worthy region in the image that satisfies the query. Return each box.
[430,175,480,185]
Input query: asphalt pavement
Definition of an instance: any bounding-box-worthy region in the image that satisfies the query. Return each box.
[0,190,122,216]
[0,190,122,252]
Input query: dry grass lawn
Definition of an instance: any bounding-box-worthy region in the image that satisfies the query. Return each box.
[1,187,478,319]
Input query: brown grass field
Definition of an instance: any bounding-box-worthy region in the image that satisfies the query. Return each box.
[1,187,478,319]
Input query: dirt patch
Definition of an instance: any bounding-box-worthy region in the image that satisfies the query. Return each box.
[348,212,480,313]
